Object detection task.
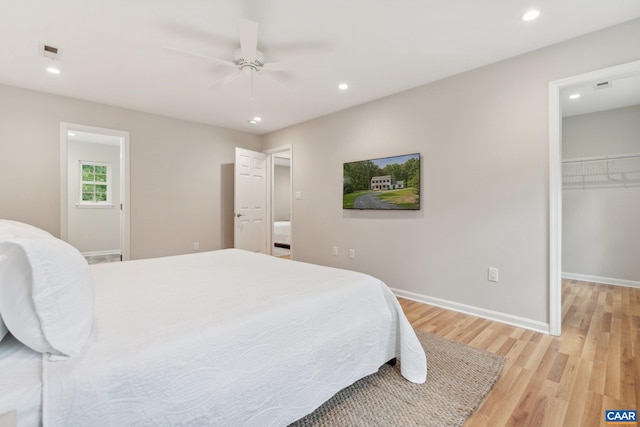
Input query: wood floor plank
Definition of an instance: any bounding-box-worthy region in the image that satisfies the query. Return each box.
[555,355,580,401]
[562,358,593,424]
[546,351,568,383]
[537,381,569,427]
[589,359,607,395]
[398,279,640,426]
[578,390,603,427]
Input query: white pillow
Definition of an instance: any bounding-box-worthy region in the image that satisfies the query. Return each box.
[0,219,54,240]
[0,238,94,358]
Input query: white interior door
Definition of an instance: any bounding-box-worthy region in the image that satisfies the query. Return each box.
[234,147,268,252]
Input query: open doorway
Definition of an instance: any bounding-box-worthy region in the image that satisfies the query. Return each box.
[548,60,640,335]
[60,123,130,262]
[266,146,293,259]
[561,75,640,285]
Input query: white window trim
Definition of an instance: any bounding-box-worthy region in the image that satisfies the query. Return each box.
[78,160,113,207]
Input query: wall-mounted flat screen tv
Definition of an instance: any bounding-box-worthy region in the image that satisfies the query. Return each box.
[343,153,420,210]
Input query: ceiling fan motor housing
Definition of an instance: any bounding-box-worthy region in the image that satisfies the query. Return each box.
[234,48,265,71]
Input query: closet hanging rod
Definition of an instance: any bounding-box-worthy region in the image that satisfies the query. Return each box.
[562,151,640,188]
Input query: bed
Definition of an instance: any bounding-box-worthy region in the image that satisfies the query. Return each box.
[0,220,427,427]
[273,220,291,249]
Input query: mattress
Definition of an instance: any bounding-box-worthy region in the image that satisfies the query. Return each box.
[273,220,291,246]
[0,334,42,427]
[29,249,424,426]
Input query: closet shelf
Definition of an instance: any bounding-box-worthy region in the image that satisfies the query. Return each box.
[562,153,640,188]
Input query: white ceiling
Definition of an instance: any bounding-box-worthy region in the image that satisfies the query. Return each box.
[2,1,639,135]
[67,130,121,146]
[561,74,640,117]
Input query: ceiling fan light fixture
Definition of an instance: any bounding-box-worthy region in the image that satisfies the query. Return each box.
[234,48,265,72]
[338,83,349,90]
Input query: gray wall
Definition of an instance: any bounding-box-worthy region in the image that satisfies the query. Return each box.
[0,84,261,259]
[562,105,640,282]
[563,105,640,158]
[263,19,640,326]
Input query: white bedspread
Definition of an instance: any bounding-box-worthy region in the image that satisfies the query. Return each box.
[0,335,42,427]
[43,249,426,426]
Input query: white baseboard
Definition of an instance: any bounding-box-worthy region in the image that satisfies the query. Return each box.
[390,287,550,335]
[82,249,121,257]
[562,272,640,289]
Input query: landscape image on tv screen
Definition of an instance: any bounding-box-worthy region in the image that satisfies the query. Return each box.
[343,153,420,210]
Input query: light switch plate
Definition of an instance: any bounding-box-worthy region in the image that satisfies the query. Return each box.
[488,267,499,282]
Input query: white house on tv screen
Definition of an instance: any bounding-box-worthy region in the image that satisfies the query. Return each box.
[370,176,405,191]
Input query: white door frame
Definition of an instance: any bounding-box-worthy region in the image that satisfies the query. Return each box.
[60,122,131,260]
[548,60,640,336]
[264,145,293,258]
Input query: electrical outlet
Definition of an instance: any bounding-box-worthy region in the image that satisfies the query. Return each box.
[332,246,338,256]
[488,267,499,282]
[193,242,199,251]
[349,249,355,259]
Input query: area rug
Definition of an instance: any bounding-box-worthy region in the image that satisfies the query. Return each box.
[290,330,505,427]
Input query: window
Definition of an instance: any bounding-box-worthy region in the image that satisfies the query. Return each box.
[79,161,111,205]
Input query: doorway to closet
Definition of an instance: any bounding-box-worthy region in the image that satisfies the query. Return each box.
[549,60,640,336]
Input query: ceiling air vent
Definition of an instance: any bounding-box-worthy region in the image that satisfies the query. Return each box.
[40,43,61,59]
[593,81,612,90]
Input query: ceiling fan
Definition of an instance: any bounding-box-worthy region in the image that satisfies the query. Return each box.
[164,19,293,96]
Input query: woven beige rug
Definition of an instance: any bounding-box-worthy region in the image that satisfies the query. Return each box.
[290,330,505,427]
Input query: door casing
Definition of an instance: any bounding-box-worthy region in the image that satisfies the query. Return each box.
[548,59,640,336]
[60,122,130,260]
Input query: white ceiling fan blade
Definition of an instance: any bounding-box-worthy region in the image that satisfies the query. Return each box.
[238,19,259,62]
[162,47,236,68]
[262,55,319,71]
[208,71,242,89]
[256,71,294,92]
[261,61,290,71]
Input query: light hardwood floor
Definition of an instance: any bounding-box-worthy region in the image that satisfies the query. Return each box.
[399,279,639,426]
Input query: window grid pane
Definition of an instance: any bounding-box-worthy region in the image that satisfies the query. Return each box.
[80,161,111,204]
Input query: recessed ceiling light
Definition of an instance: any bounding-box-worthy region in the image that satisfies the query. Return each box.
[522,10,540,21]
[46,66,61,75]
[248,119,258,125]
[253,116,262,122]
[338,83,349,90]
[569,93,581,100]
